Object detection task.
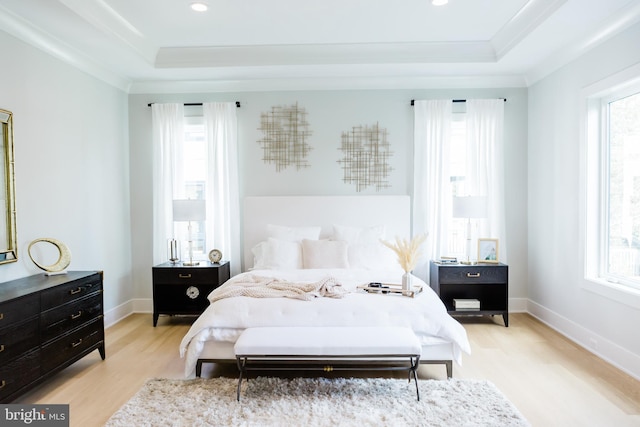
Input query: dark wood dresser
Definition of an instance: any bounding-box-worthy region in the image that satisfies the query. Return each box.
[0,271,105,402]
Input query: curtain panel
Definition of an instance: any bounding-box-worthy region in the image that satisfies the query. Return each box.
[413,99,453,278]
[151,103,185,265]
[465,99,507,263]
[203,102,241,276]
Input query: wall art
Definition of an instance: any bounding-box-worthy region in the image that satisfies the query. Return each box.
[257,103,313,172]
[337,122,393,192]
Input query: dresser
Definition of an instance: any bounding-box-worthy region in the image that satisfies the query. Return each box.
[0,271,105,402]
[429,261,509,327]
[152,261,230,326]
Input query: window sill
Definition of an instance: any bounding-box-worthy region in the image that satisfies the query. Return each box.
[583,277,640,310]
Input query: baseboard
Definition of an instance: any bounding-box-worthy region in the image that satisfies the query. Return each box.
[508,297,528,312]
[527,299,640,381]
[104,300,134,328]
[104,298,152,329]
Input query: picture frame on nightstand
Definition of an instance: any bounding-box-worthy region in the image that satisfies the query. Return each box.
[478,238,499,263]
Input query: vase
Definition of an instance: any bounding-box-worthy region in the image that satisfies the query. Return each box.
[402,272,413,291]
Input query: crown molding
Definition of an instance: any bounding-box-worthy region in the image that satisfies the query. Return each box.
[0,5,131,92]
[491,0,568,60]
[525,0,640,85]
[59,0,157,64]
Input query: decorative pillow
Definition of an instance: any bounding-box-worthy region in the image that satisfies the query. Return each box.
[251,238,302,270]
[301,239,349,269]
[332,224,385,244]
[331,225,396,270]
[266,224,322,242]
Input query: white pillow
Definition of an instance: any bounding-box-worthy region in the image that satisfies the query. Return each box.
[301,239,349,269]
[266,224,321,242]
[332,224,385,244]
[251,238,302,270]
[331,225,396,269]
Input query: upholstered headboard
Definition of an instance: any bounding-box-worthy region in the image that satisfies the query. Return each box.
[243,195,410,271]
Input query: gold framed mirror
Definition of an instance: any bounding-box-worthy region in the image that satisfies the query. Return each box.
[0,109,17,264]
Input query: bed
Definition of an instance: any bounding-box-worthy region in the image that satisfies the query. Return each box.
[179,196,471,378]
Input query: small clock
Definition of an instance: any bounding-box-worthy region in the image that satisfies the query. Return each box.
[208,249,222,264]
[186,286,200,299]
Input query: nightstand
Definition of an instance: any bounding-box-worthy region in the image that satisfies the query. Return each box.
[152,261,230,326]
[429,261,509,327]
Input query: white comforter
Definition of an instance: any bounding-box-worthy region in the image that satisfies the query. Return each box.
[179,269,471,377]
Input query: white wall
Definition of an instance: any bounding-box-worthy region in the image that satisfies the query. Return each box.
[0,31,132,325]
[528,22,640,379]
[128,87,528,308]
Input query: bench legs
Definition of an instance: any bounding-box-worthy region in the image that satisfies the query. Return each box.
[409,356,420,401]
[235,356,422,402]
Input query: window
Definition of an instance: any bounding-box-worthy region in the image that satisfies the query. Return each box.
[448,112,468,258]
[175,116,207,259]
[585,71,640,300]
[602,90,640,287]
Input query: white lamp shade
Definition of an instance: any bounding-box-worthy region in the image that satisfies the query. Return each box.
[173,199,206,221]
[452,196,487,219]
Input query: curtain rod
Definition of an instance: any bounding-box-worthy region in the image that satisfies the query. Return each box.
[147,101,241,107]
[410,98,506,106]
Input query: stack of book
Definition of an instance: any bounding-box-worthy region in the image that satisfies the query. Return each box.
[453,299,480,311]
[437,256,458,265]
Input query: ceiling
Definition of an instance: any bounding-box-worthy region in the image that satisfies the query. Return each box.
[1,0,639,93]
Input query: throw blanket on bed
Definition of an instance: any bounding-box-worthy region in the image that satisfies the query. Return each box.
[209,275,349,302]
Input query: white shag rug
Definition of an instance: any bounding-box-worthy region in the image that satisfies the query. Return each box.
[105,377,530,427]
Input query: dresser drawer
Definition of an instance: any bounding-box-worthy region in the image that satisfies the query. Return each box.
[152,267,218,285]
[41,273,102,310]
[41,319,103,373]
[437,266,508,284]
[41,292,103,343]
[0,349,40,401]
[0,318,39,365]
[0,294,39,328]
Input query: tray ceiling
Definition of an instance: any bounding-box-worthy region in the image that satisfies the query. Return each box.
[0,0,639,92]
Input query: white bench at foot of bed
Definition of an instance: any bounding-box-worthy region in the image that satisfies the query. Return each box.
[233,326,422,401]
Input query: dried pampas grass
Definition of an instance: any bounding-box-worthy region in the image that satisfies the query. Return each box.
[380,234,427,273]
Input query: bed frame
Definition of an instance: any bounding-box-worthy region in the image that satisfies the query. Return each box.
[195,195,455,378]
[242,195,411,271]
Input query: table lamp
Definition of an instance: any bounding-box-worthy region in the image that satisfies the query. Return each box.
[173,199,206,266]
[452,196,487,265]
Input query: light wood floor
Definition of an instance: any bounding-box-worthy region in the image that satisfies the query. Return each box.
[13,313,640,427]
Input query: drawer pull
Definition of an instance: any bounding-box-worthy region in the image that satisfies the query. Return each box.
[0,313,3,320]
[0,344,4,353]
[178,274,192,279]
[466,273,481,278]
[0,380,5,389]
[69,287,83,295]
[70,311,83,320]
[71,339,83,348]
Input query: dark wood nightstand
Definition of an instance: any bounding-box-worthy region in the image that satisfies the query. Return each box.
[152,261,230,326]
[429,261,509,327]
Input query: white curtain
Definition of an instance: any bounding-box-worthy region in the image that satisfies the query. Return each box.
[152,103,185,265]
[413,100,453,279]
[203,102,241,276]
[465,99,507,262]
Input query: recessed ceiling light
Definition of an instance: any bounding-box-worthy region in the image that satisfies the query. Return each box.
[191,2,208,12]
[432,0,448,5]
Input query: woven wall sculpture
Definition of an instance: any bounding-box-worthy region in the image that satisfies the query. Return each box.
[257,103,313,172]
[337,122,393,192]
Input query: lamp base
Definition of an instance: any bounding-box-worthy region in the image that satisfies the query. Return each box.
[182,261,200,266]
